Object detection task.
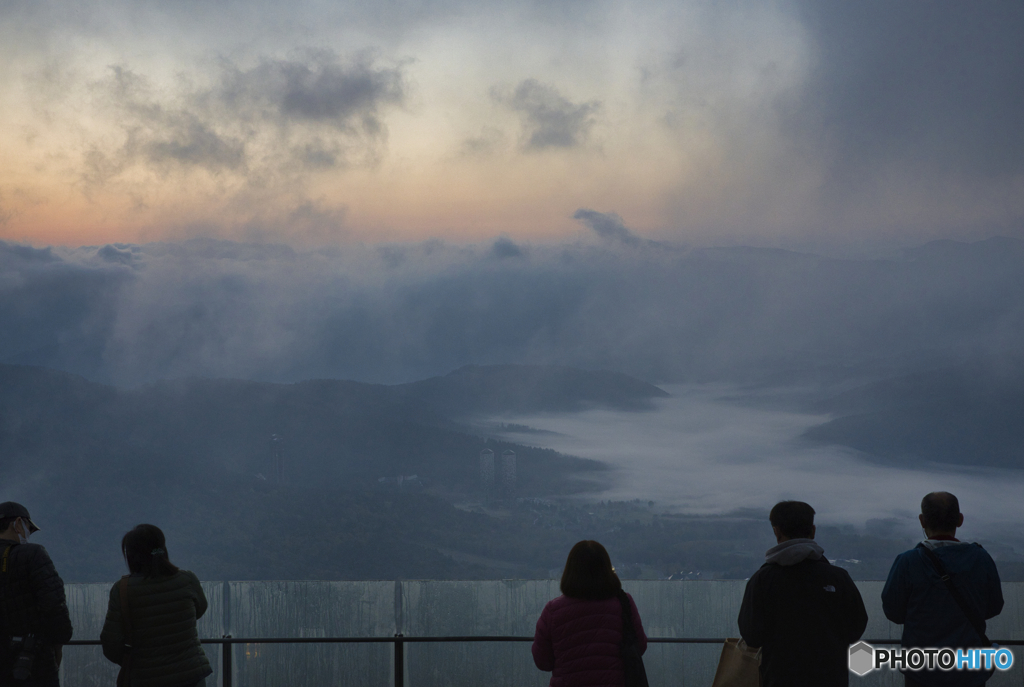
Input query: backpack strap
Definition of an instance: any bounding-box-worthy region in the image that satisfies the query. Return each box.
[1,545,12,573]
[916,543,991,646]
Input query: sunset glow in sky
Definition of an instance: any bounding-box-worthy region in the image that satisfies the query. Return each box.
[2,0,1022,249]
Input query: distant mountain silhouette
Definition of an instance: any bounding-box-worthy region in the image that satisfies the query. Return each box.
[0,363,670,581]
[2,362,666,484]
[804,357,1024,468]
[397,364,670,415]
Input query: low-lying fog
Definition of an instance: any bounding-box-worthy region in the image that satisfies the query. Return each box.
[496,384,1024,542]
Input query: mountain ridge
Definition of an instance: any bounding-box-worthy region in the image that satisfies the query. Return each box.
[0,362,669,581]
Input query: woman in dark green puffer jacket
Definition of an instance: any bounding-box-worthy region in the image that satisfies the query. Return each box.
[101,524,213,687]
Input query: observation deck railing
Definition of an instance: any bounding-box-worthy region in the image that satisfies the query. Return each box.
[66,636,1024,687]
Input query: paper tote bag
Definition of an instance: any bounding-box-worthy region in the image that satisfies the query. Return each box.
[711,638,761,687]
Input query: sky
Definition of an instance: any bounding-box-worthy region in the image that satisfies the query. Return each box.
[2,0,1023,250]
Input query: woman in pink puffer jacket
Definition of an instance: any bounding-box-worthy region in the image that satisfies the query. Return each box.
[532,540,647,687]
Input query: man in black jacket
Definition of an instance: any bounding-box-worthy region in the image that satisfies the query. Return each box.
[738,501,868,687]
[0,502,73,687]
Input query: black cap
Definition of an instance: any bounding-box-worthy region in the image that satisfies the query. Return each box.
[0,502,40,533]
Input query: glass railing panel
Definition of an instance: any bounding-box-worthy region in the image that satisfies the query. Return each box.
[227,580,394,687]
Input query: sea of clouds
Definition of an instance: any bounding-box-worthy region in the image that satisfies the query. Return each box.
[3,233,1023,388]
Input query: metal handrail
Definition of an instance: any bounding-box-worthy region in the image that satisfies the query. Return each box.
[65,636,1024,687]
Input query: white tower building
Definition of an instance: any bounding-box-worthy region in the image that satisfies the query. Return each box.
[501,450,517,496]
[479,449,495,489]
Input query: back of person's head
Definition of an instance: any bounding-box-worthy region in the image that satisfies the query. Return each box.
[122,524,180,578]
[921,492,960,533]
[769,501,816,539]
[560,540,622,600]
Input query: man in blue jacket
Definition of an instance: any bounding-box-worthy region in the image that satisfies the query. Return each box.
[882,492,1003,687]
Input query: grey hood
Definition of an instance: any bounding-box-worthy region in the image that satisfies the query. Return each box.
[764,538,825,566]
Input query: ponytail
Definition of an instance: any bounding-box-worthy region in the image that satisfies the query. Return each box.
[122,525,180,578]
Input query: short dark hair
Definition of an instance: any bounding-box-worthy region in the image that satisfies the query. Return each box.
[560,540,622,600]
[0,517,17,534]
[921,492,960,532]
[769,501,816,539]
[122,524,180,578]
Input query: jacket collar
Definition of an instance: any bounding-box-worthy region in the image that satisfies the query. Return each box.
[764,538,825,566]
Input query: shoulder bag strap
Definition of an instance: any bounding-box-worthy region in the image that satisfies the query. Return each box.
[618,590,637,642]
[617,590,650,687]
[117,576,134,687]
[119,576,133,640]
[0,546,11,638]
[916,543,991,646]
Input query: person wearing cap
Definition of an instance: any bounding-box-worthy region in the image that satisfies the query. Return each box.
[0,502,73,687]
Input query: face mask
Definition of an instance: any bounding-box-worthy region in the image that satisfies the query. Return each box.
[16,519,29,545]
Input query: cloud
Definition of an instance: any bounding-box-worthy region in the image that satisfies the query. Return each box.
[498,79,600,151]
[143,117,245,171]
[82,66,245,180]
[572,209,640,247]
[0,241,132,380]
[461,127,506,156]
[96,244,134,265]
[788,0,1024,184]
[3,236,1024,387]
[86,51,405,186]
[217,51,404,131]
[295,140,342,169]
[0,241,58,265]
[490,236,524,259]
[241,200,349,247]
